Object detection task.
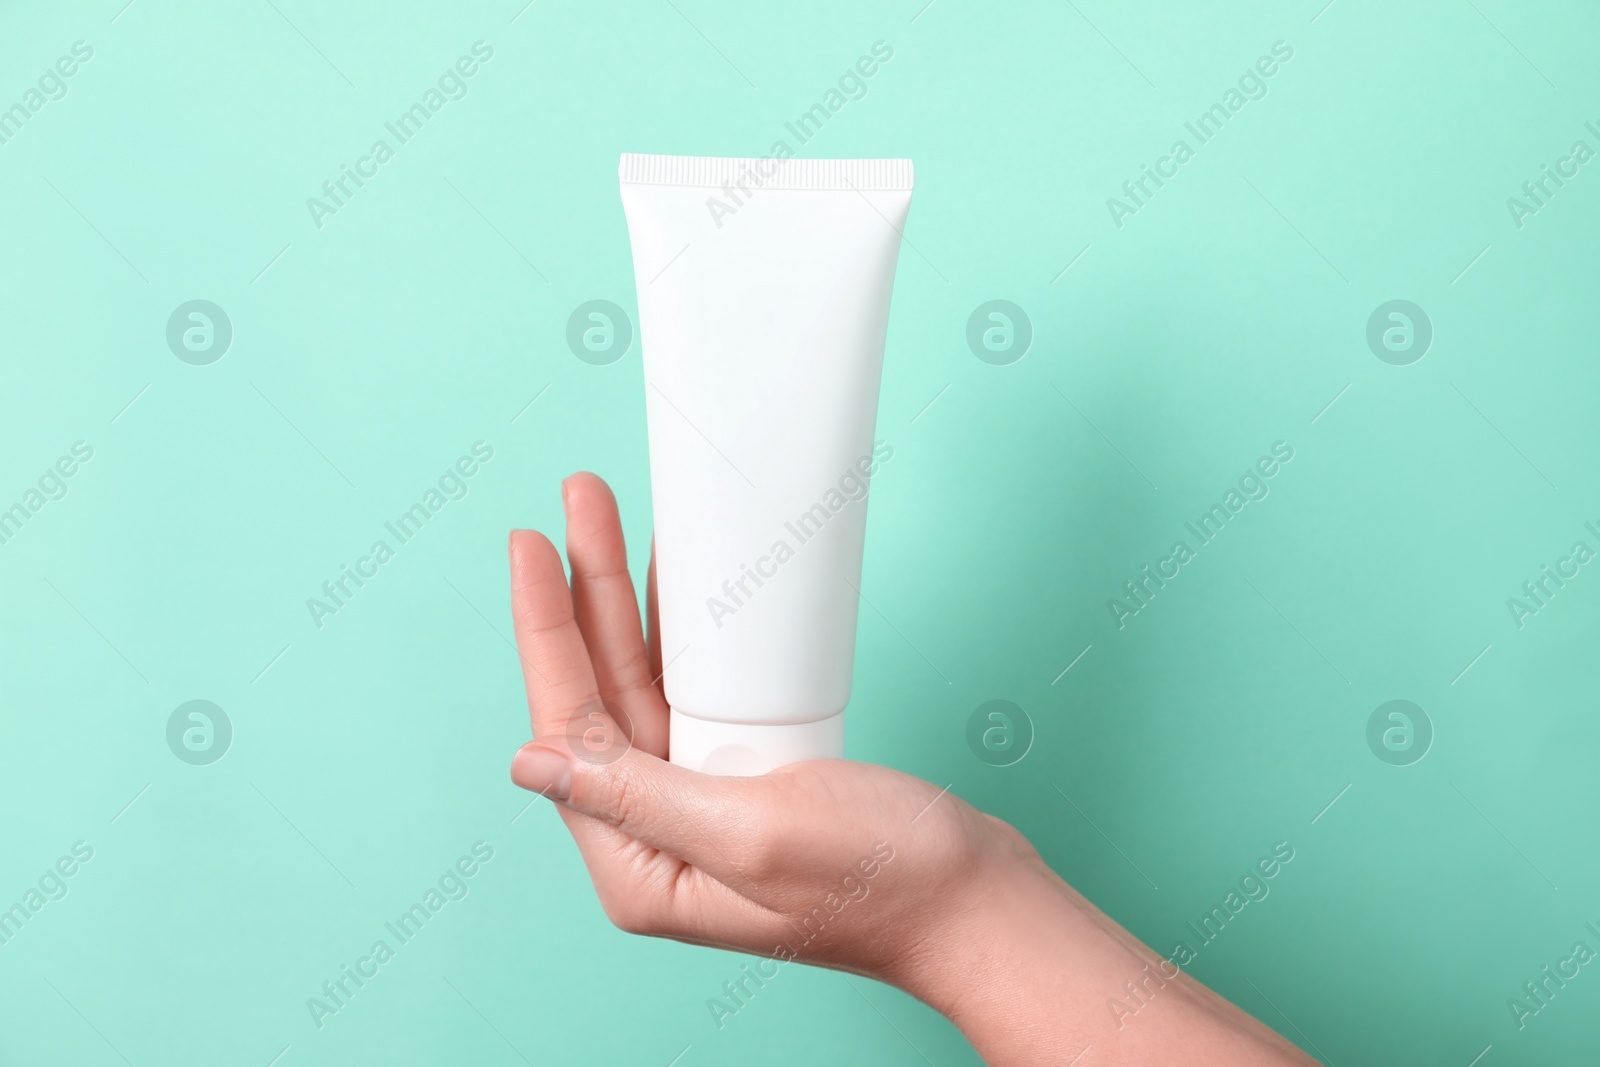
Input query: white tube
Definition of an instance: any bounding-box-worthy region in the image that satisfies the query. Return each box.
[619,153,913,775]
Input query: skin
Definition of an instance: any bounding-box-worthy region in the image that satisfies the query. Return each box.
[506,472,1317,1066]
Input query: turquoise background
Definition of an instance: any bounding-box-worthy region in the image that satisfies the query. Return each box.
[2,0,1597,1063]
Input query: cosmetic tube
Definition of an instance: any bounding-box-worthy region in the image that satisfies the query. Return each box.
[619,153,913,774]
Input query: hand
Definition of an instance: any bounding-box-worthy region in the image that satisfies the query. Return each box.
[506,473,1316,1066]
[504,472,1028,986]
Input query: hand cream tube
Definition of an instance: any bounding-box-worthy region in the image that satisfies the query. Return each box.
[619,153,912,775]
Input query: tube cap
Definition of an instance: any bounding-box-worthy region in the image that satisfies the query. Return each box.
[669,709,844,776]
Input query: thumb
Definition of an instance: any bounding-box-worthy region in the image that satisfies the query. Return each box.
[511,739,769,888]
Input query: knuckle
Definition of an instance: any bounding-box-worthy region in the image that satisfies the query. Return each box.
[984,812,1038,861]
[603,762,650,834]
[728,805,781,879]
[985,812,1020,839]
[596,647,653,694]
[599,893,652,935]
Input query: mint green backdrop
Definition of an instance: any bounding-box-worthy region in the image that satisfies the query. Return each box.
[2,0,1596,1063]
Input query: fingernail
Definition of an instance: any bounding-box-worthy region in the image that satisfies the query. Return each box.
[512,743,573,801]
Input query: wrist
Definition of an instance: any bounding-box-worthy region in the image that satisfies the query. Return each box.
[883,849,1102,1049]
[882,850,1317,1067]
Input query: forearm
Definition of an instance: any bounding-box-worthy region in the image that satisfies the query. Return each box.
[887,856,1315,1066]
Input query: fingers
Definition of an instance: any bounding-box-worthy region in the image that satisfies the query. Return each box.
[511,739,769,892]
[562,473,668,758]
[508,529,602,741]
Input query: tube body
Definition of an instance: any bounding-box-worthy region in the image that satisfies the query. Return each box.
[619,153,912,775]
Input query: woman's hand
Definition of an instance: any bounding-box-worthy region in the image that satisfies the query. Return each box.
[507,472,1316,1066]
[505,473,1028,986]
